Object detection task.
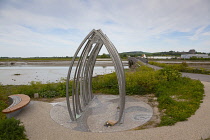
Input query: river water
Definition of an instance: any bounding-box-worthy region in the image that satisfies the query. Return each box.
[0,65,128,85]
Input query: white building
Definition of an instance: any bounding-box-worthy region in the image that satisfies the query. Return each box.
[147,56,175,59]
[181,54,210,59]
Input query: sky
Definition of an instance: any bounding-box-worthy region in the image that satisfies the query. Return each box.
[0,0,210,57]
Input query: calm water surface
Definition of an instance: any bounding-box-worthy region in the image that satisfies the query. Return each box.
[0,66,128,85]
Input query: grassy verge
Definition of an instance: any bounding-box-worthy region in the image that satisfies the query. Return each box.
[0,65,204,127]
[148,59,210,61]
[149,61,210,75]
[155,74,204,126]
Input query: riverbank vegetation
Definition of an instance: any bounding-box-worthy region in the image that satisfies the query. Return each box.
[0,64,204,127]
[149,61,210,75]
[0,57,127,62]
[0,57,72,61]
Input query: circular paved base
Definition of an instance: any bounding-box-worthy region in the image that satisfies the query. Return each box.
[50,95,153,132]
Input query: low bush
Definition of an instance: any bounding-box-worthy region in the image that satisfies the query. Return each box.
[92,66,158,95]
[0,80,71,99]
[125,66,158,95]
[0,100,7,120]
[0,118,28,140]
[157,67,181,81]
[156,77,204,126]
[92,72,118,94]
[0,86,7,120]
[149,61,210,75]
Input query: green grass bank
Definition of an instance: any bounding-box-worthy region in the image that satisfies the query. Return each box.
[149,61,210,75]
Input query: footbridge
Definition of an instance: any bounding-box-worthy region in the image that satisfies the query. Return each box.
[128,57,148,68]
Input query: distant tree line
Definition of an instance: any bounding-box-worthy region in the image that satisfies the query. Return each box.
[1,50,209,60]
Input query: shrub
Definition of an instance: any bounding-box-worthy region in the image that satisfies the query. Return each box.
[149,61,210,75]
[92,65,159,95]
[0,80,70,99]
[0,100,7,120]
[126,66,158,95]
[0,90,7,120]
[157,67,181,81]
[0,118,28,140]
[92,73,119,94]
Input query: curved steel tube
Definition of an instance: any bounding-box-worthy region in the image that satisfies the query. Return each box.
[66,29,126,124]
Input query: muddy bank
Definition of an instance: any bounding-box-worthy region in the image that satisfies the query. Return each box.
[0,61,128,67]
[0,66,121,85]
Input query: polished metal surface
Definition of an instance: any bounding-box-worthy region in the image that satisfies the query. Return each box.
[66,29,126,124]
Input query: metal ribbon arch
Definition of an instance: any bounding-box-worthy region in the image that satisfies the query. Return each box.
[66,29,125,124]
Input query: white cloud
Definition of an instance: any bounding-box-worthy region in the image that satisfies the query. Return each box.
[0,0,210,57]
[202,32,210,36]
[189,26,208,40]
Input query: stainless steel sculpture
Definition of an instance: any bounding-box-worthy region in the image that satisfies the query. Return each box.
[66,29,125,124]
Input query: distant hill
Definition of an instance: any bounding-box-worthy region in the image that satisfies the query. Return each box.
[122,51,150,54]
[119,51,151,57]
[121,49,209,57]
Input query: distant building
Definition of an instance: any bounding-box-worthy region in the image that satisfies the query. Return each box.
[189,49,196,54]
[181,54,210,59]
[147,56,175,59]
[141,54,146,58]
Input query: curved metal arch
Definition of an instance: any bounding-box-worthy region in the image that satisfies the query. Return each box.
[66,29,126,124]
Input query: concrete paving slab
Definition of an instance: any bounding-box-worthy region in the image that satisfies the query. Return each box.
[50,95,153,132]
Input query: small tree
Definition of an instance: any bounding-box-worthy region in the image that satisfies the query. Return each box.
[100,53,110,58]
